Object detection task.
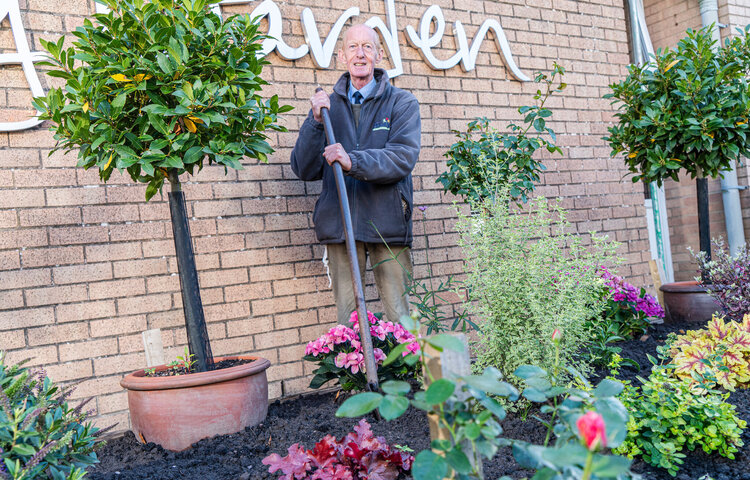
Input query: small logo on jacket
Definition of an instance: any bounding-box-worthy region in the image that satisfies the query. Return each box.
[372,117,390,131]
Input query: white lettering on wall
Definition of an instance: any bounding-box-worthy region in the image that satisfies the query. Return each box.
[405,5,530,81]
[0,1,45,131]
[4,0,530,132]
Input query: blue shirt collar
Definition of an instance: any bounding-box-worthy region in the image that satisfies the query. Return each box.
[347,77,377,104]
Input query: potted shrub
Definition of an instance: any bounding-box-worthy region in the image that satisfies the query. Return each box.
[32,0,290,450]
[605,25,750,323]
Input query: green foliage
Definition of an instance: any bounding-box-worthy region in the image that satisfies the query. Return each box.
[457,192,618,385]
[613,355,746,476]
[336,314,519,479]
[669,314,750,391]
[32,0,291,200]
[510,365,635,479]
[0,352,106,480]
[605,25,750,185]
[437,64,565,205]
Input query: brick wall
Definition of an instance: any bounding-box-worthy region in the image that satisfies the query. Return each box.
[1,0,649,430]
[643,0,750,281]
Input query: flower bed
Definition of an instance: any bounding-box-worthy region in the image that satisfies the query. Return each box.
[86,320,750,480]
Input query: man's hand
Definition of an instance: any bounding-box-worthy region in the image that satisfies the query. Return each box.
[323,143,352,171]
[311,89,330,123]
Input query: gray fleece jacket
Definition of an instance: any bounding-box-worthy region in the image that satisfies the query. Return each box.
[291,69,421,246]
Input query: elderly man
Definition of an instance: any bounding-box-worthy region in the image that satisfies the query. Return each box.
[291,24,421,325]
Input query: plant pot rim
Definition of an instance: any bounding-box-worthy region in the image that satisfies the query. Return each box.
[659,280,710,294]
[120,355,270,392]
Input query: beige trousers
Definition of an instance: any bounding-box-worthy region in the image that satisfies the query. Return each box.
[326,242,412,325]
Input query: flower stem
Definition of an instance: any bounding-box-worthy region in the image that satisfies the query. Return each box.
[582,450,594,480]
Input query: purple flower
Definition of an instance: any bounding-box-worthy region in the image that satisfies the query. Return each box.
[418,206,427,212]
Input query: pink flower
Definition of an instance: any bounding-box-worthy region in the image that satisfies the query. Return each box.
[577,411,607,451]
[374,348,386,364]
[551,329,561,342]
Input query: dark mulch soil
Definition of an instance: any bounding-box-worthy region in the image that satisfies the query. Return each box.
[88,322,750,480]
[147,359,250,377]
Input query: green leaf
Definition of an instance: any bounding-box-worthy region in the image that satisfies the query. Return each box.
[412,451,448,480]
[11,444,36,456]
[381,380,411,395]
[111,92,127,109]
[593,379,624,398]
[522,387,547,403]
[446,447,472,474]
[514,365,546,379]
[335,392,382,417]
[378,394,409,420]
[463,422,481,440]
[426,334,466,353]
[590,454,632,477]
[382,343,409,367]
[424,379,455,405]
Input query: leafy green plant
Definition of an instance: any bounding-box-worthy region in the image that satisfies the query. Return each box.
[612,354,746,476]
[336,313,519,479]
[0,352,108,480]
[33,0,289,200]
[605,25,750,186]
[505,331,635,480]
[669,314,750,391]
[457,191,618,385]
[31,0,291,372]
[303,311,420,391]
[437,64,565,205]
[605,25,750,262]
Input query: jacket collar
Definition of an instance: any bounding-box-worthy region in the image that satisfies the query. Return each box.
[334,68,389,100]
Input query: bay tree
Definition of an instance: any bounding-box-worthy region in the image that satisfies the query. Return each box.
[32,0,292,372]
[605,25,750,261]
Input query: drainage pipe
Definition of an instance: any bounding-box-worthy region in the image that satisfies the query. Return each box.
[699,0,747,256]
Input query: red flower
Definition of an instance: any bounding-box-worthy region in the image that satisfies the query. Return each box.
[551,329,561,342]
[577,411,607,451]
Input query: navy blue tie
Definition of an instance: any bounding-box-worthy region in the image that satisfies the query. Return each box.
[352,92,363,105]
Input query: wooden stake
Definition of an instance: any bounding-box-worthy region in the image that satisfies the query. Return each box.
[648,259,665,309]
[142,329,165,367]
[424,333,483,478]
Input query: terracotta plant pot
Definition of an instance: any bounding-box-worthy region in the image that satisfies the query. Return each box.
[120,356,271,451]
[660,281,719,324]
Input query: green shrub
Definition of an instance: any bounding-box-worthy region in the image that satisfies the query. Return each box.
[437,64,565,205]
[0,352,106,479]
[457,193,618,384]
[669,314,750,391]
[612,356,746,476]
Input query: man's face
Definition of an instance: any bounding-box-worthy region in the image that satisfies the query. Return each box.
[339,26,382,86]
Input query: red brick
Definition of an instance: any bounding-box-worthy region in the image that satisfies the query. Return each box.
[224,282,272,302]
[226,315,274,337]
[53,263,112,284]
[113,258,168,278]
[192,200,242,218]
[204,301,250,323]
[90,315,147,337]
[4,346,58,366]
[28,322,89,346]
[82,204,141,224]
[252,296,297,316]
[85,242,142,263]
[93,352,145,376]
[22,246,83,268]
[198,268,249,288]
[26,284,88,306]
[1,329,25,349]
[220,249,269,268]
[0,228,47,250]
[0,189,45,208]
[117,294,172,316]
[275,310,318,329]
[89,278,146,300]
[19,207,81,226]
[56,300,116,323]
[109,222,166,241]
[0,268,50,290]
[46,187,106,206]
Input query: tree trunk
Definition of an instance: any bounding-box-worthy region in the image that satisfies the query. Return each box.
[696,177,711,283]
[168,170,214,372]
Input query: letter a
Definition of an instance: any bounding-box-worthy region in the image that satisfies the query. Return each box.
[0,1,46,131]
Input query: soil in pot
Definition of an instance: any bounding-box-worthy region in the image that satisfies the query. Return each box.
[90,324,750,480]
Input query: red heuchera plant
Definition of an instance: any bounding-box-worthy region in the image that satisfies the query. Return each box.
[262,419,413,480]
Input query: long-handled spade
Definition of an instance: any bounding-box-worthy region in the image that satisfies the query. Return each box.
[316,87,379,393]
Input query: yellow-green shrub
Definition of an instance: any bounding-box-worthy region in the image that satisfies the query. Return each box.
[670,314,750,390]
